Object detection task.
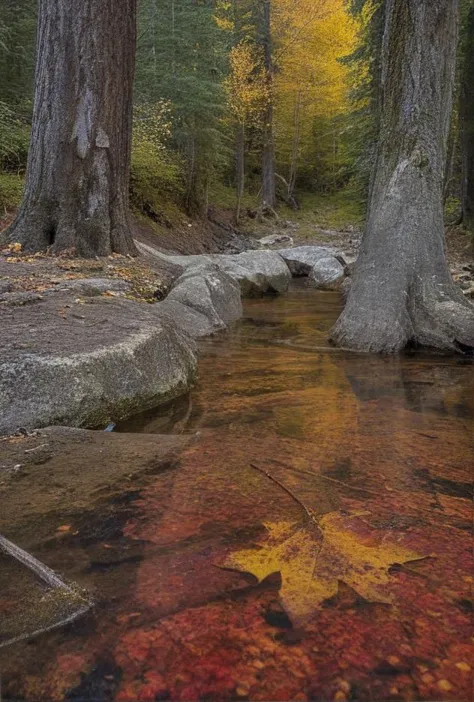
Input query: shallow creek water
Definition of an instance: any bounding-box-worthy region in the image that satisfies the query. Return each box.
[1,284,473,701]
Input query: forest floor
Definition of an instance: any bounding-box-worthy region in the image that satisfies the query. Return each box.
[1,189,473,302]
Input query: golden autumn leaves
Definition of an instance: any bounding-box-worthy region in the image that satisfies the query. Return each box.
[219,0,358,172]
[221,512,421,624]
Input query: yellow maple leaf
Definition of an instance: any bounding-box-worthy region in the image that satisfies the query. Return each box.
[221,513,422,624]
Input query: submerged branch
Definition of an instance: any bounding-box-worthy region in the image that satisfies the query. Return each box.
[249,463,322,533]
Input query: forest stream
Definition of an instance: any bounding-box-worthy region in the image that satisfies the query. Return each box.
[1,282,473,702]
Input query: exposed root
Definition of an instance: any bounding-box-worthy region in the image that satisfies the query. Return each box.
[329,303,414,354]
[330,281,474,355]
[7,208,137,258]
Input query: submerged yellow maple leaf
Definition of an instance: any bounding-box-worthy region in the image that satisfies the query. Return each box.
[221,513,422,623]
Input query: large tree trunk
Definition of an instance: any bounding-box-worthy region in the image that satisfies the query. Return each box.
[330,0,474,354]
[261,0,276,209]
[460,5,474,233]
[7,0,137,257]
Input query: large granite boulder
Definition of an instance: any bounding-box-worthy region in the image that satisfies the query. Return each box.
[216,250,291,296]
[134,241,291,297]
[0,295,198,435]
[165,264,242,334]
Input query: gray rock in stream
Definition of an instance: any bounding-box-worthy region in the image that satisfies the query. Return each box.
[134,241,291,297]
[278,246,339,275]
[165,264,242,334]
[309,257,346,289]
[278,246,346,289]
[158,300,218,339]
[216,251,291,296]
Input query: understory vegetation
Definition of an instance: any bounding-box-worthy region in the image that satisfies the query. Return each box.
[0,0,472,241]
[0,2,398,226]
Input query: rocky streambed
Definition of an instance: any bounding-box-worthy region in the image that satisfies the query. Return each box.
[1,284,472,700]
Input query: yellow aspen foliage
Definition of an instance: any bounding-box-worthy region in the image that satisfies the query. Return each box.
[224,41,269,129]
[272,0,358,186]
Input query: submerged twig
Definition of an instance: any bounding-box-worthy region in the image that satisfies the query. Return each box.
[264,459,464,530]
[268,458,373,496]
[0,534,69,589]
[0,534,92,649]
[249,463,322,533]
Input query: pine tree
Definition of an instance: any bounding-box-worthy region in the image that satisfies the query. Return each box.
[136,0,229,215]
[344,0,386,198]
[0,0,36,110]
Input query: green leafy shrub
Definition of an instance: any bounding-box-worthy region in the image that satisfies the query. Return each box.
[130,101,184,220]
[130,148,183,220]
[0,101,30,171]
[0,172,24,211]
[444,195,461,221]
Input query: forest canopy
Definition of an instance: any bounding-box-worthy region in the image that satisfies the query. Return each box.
[0,0,360,219]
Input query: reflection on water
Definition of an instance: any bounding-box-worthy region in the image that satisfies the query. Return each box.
[1,285,473,701]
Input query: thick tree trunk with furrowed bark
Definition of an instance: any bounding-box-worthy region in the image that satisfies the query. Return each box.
[330,0,474,354]
[7,0,137,257]
[460,5,474,233]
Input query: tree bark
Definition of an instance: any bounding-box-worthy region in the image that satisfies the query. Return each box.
[261,0,276,209]
[7,0,137,257]
[288,90,302,201]
[235,122,245,222]
[443,116,457,207]
[330,0,474,354]
[460,5,474,233]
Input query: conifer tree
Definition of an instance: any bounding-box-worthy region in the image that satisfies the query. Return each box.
[7,0,137,256]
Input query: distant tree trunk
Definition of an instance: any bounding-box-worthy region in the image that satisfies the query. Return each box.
[7,0,137,257]
[261,0,276,209]
[331,0,474,354]
[185,132,198,215]
[288,90,302,200]
[460,5,474,232]
[235,122,245,222]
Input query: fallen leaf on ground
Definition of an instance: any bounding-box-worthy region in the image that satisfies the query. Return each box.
[56,525,72,533]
